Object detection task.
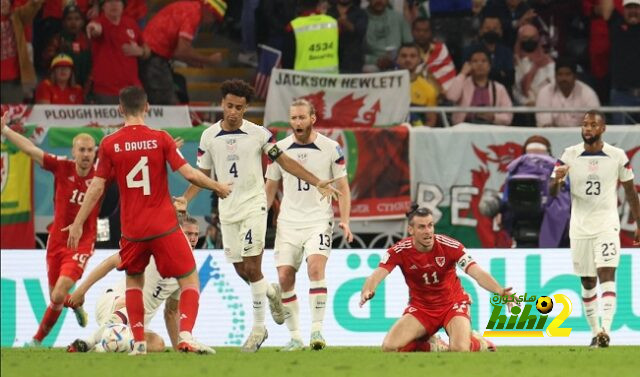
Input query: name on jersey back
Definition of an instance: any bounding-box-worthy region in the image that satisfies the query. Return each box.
[114,140,158,153]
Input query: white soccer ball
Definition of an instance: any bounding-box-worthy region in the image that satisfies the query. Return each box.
[99,323,134,353]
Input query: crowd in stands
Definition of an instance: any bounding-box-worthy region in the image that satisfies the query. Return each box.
[1,0,638,126]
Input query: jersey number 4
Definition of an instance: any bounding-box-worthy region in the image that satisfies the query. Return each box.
[126,156,151,195]
[229,162,238,178]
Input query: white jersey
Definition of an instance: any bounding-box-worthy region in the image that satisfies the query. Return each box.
[111,257,180,325]
[553,142,634,239]
[197,120,276,224]
[265,133,347,226]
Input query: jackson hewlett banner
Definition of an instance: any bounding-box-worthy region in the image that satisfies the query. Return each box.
[264,69,410,128]
[410,124,640,248]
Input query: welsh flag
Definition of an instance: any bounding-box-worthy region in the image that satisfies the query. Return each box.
[1,144,35,248]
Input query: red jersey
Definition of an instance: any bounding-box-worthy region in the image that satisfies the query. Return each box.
[380,235,476,308]
[95,125,187,240]
[35,80,84,104]
[143,1,201,59]
[43,154,99,250]
[90,14,143,96]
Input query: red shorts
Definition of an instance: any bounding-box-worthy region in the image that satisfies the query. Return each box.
[118,227,195,278]
[46,237,94,287]
[403,299,471,336]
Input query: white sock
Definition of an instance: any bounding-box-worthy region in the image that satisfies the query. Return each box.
[250,278,268,330]
[309,280,327,333]
[600,281,617,334]
[266,282,276,300]
[581,286,599,337]
[282,290,301,341]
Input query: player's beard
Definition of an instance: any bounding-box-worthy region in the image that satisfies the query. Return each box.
[581,133,600,145]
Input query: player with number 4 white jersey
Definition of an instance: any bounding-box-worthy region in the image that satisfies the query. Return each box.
[550,111,640,349]
[265,99,353,352]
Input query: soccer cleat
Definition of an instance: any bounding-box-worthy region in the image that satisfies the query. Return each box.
[268,283,285,325]
[23,339,43,348]
[472,331,496,352]
[309,331,326,351]
[73,306,89,328]
[597,331,610,348]
[67,339,89,353]
[589,337,599,348]
[177,337,216,355]
[128,341,147,356]
[427,335,449,352]
[280,339,304,352]
[241,327,268,353]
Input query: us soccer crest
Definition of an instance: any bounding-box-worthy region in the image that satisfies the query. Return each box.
[297,152,308,164]
[435,256,445,267]
[226,139,237,153]
[1,151,8,193]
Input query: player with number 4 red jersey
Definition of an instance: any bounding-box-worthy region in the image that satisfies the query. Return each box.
[360,206,514,353]
[65,87,232,355]
[1,112,97,346]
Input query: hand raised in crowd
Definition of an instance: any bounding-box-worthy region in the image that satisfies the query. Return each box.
[86,21,102,39]
[461,62,472,76]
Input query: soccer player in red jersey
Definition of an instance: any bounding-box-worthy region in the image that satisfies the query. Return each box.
[360,207,513,352]
[64,86,232,355]
[1,112,97,346]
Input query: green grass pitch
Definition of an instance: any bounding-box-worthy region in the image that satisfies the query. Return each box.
[2,347,639,377]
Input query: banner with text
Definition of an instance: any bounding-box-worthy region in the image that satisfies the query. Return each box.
[410,125,640,248]
[1,249,638,347]
[272,126,411,219]
[264,69,410,128]
[1,104,192,129]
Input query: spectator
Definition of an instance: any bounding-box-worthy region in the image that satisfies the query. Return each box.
[583,0,624,104]
[35,54,84,104]
[1,0,43,104]
[535,57,600,127]
[327,0,368,73]
[462,14,514,95]
[255,0,296,52]
[238,0,259,67]
[446,48,513,126]
[513,24,554,108]
[88,0,148,24]
[603,0,640,124]
[282,0,339,73]
[203,213,222,249]
[364,0,412,73]
[141,0,224,105]
[40,5,92,87]
[487,0,534,49]
[395,43,438,127]
[411,17,457,93]
[86,0,147,104]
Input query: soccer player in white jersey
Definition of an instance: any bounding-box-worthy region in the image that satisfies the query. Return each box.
[264,99,353,351]
[550,110,640,348]
[174,80,339,352]
[66,215,208,353]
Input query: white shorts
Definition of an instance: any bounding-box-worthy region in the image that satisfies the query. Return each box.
[221,211,267,263]
[274,222,333,270]
[571,233,621,276]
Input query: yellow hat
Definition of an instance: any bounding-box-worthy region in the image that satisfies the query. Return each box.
[50,54,74,69]
[202,0,227,21]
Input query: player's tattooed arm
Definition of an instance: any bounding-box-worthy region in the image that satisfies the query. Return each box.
[621,179,640,245]
[335,176,353,243]
[68,253,121,307]
[360,268,390,307]
[0,112,45,166]
[274,151,341,201]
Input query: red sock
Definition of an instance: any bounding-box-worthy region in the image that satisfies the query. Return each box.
[470,336,481,352]
[125,288,145,342]
[399,338,432,352]
[33,302,64,342]
[179,286,200,334]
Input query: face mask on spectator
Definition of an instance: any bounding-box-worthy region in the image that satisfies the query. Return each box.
[520,39,538,52]
[482,31,500,44]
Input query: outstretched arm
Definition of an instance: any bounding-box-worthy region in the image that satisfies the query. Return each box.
[335,176,353,242]
[1,112,45,166]
[621,179,640,245]
[275,153,340,200]
[360,267,390,307]
[176,164,231,199]
[466,263,512,296]
[68,253,121,307]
